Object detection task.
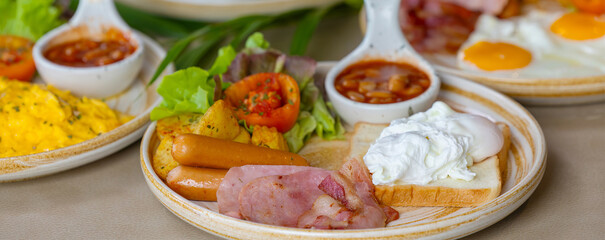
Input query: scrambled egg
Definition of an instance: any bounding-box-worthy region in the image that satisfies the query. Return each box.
[0,78,132,158]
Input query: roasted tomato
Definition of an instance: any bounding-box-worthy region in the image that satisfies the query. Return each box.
[224,73,300,133]
[572,0,605,14]
[0,35,35,82]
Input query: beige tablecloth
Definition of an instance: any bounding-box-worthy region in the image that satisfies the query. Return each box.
[2,13,605,240]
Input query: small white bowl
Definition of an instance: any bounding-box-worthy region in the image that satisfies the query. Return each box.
[325,0,439,125]
[326,56,440,125]
[32,0,144,98]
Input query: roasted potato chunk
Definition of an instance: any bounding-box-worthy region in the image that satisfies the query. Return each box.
[193,100,241,140]
[156,113,201,140]
[233,126,251,144]
[251,125,289,151]
[152,136,179,180]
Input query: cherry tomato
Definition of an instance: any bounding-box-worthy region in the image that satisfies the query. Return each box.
[0,35,35,82]
[224,73,300,133]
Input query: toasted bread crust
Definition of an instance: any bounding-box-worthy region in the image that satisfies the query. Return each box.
[375,185,495,207]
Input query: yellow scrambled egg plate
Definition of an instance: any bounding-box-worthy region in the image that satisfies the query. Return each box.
[0,78,132,158]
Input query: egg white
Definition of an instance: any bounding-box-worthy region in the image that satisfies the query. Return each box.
[457,9,605,78]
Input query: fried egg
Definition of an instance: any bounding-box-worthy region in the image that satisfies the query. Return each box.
[457,8,605,78]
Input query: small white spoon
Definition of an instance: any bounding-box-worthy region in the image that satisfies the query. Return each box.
[33,0,144,98]
[325,0,440,125]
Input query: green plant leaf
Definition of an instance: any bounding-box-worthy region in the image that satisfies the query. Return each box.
[115,3,191,38]
[289,5,333,56]
[148,27,210,86]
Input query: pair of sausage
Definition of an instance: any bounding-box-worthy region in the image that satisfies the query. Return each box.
[165,134,308,201]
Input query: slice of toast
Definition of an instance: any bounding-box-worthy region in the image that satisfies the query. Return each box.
[348,122,511,207]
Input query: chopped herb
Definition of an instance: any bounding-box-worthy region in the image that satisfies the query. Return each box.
[289,88,293,92]
[13,106,19,112]
[258,112,264,116]
[206,124,212,129]
[256,82,262,87]
[189,117,195,123]
[68,135,72,139]
[68,120,73,125]
[43,121,47,124]
[161,166,165,169]
[76,115,82,120]
[288,99,294,105]
[265,78,271,83]
[262,94,269,100]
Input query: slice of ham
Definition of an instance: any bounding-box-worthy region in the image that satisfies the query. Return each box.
[399,0,516,53]
[217,159,399,229]
[238,170,331,227]
[217,165,317,218]
[297,194,352,229]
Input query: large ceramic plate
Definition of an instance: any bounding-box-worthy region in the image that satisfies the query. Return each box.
[117,0,342,21]
[140,62,546,239]
[0,34,173,182]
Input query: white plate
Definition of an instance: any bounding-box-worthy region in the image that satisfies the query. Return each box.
[140,62,546,239]
[424,54,605,106]
[0,34,173,182]
[117,0,342,21]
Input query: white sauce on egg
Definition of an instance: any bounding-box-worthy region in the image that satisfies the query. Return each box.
[363,101,504,185]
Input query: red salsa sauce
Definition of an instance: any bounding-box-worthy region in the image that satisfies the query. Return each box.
[335,60,430,104]
[43,29,136,67]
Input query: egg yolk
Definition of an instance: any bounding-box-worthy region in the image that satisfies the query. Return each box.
[462,41,532,71]
[550,12,605,40]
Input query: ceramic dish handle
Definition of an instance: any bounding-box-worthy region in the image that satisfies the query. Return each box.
[362,0,412,53]
[70,0,129,30]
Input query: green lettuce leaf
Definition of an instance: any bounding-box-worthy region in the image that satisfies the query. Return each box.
[245,32,270,49]
[150,67,213,120]
[208,46,237,76]
[284,111,317,153]
[0,0,62,40]
[313,96,345,140]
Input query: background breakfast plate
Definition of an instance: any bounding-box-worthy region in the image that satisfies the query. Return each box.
[358,10,605,106]
[140,62,546,239]
[0,34,173,182]
[117,0,342,21]
[423,54,605,106]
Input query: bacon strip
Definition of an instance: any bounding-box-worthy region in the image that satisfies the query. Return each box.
[217,159,400,229]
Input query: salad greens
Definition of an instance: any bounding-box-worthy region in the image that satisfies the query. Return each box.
[0,0,63,40]
[150,45,236,120]
[152,33,343,152]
